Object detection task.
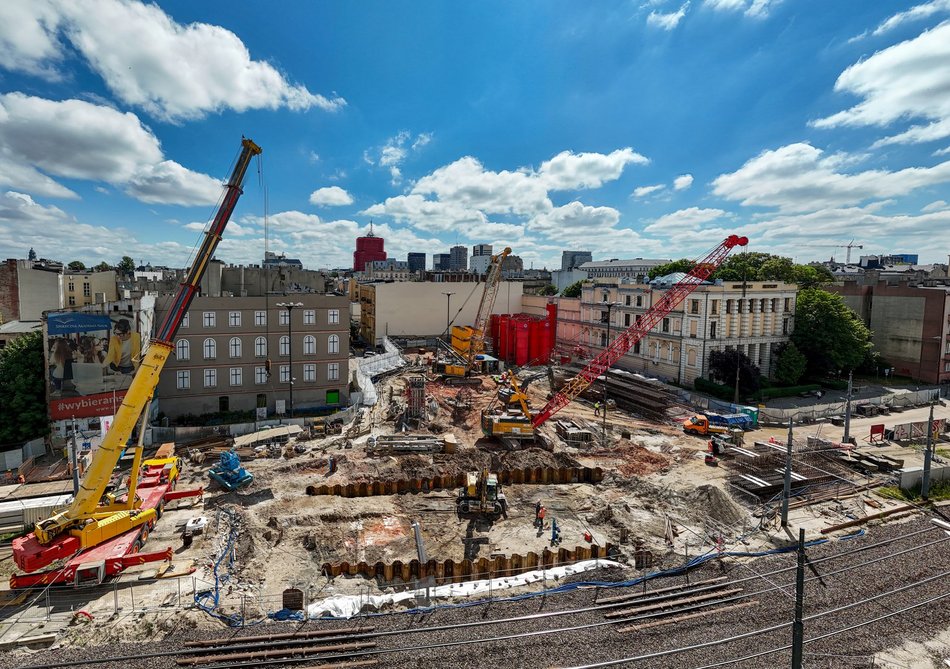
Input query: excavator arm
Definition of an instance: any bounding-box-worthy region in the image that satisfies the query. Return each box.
[33,138,261,545]
[531,235,748,428]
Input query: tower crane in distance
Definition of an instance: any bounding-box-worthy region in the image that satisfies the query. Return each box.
[481,235,750,443]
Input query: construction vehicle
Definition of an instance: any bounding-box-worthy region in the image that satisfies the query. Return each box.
[435,247,512,383]
[208,449,254,491]
[683,412,753,437]
[481,235,750,442]
[11,137,261,587]
[456,469,508,522]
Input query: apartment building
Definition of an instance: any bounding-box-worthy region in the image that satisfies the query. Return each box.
[581,276,797,385]
[154,294,349,418]
[63,269,118,307]
[578,258,671,281]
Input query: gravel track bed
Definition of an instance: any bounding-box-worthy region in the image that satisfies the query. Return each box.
[7,515,950,669]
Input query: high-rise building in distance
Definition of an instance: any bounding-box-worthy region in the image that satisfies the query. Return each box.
[561,250,592,271]
[449,246,468,271]
[353,225,387,271]
[407,252,426,273]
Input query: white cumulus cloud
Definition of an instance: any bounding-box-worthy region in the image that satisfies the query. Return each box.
[633,184,666,197]
[647,2,690,30]
[673,174,694,190]
[704,0,779,19]
[538,148,648,190]
[309,186,354,207]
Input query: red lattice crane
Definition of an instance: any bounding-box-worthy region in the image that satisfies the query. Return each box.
[530,235,748,428]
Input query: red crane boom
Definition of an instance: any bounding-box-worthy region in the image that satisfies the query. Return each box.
[531,235,748,428]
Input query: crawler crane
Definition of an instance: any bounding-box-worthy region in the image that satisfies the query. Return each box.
[11,138,262,587]
[481,235,749,441]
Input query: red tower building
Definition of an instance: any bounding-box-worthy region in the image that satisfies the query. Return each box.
[353,224,387,271]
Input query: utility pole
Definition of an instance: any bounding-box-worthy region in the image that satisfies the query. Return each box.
[603,302,617,448]
[781,418,793,527]
[842,370,853,445]
[442,292,455,343]
[922,403,935,499]
[276,302,303,418]
[733,270,747,406]
[69,417,80,496]
[791,527,805,669]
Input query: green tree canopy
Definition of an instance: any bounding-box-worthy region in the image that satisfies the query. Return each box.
[67,260,86,271]
[561,280,584,298]
[539,284,558,296]
[116,256,136,276]
[0,331,49,444]
[791,288,872,377]
[708,348,761,396]
[94,261,112,272]
[774,341,807,385]
[647,259,696,280]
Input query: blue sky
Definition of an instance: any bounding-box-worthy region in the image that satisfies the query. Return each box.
[1,0,949,271]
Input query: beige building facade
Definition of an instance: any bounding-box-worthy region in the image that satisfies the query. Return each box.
[63,270,118,308]
[359,281,524,344]
[155,294,349,418]
[581,277,797,385]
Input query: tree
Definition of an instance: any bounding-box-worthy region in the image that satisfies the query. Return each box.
[116,256,136,276]
[539,284,558,296]
[67,260,86,271]
[94,261,112,272]
[715,252,834,288]
[561,281,584,298]
[0,331,49,444]
[708,348,761,395]
[774,342,807,385]
[648,259,696,280]
[791,288,872,377]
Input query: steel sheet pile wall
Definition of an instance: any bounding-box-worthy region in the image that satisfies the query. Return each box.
[321,543,614,584]
[490,307,557,366]
[306,466,604,497]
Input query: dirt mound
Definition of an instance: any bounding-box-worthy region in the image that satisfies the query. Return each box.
[685,485,746,528]
[613,445,670,477]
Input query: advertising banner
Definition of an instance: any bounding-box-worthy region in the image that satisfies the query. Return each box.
[46,310,142,419]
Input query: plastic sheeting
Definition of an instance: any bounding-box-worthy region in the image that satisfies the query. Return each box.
[307,559,623,619]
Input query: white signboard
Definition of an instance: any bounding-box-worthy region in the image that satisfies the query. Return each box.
[256,407,267,420]
[275,400,286,415]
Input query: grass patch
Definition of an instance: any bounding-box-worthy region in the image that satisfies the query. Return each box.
[876,478,950,503]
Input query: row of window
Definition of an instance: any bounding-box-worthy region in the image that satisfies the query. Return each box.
[598,294,793,314]
[183,309,340,328]
[176,362,341,389]
[175,335,340,360]
[599,311,789,338]
[66,282,92,296]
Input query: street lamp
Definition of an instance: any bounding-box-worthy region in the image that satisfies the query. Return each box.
[442,292,456,344]
[602,300,621,448]
[276,301,303,418]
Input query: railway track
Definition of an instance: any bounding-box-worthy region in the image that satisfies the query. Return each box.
[9,515,950,669]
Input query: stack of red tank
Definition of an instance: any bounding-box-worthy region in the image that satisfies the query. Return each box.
[489,304,557,366]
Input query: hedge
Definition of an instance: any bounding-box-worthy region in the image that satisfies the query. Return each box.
[694,377,735,401]
[756,383,822,400]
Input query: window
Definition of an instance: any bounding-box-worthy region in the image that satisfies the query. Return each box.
[203,338,216,359]
[229,367,242,386]
[688,349,697,366]
[662,317,670,333]
[602,292,608,303]
[203,311,215,327]
[690,299,699,315]
[600,310,609,324]
[229,337,242,358]
[255,310,266,326]
[689,321,697,338]
[328,309,340,324]
[725,300,733,314]
[219,396,229,412]
[328,362,340,381]
[181,312,190,328]
[328,334,339,354]
[229,311,241,327]
[304,363,317,382]
[255,366,268,384]
[304,335,316,355]
[256,393,267,408]
[279,364,290,383]
[304,309,316,325]
[636,295,643,307]
[783,318,790,335]
[203,369,217,388]
[633,341,641,355]
[710,322,718,339]
[667,343,674,361]
[600,332,608,347]
[279,335,290,356]
[326,389,340,404]
[784,298,791,312]
[176,339,190,360]
[945,361,950,372]
[711,300,719,315]
[83,283,91,297]
[68,282,74,292]
[68,296,76,306]
[624,313,631,327]
[279,310,290,326]
[625,295,631,306]
[176,370,190,389]
[254,336,267,357]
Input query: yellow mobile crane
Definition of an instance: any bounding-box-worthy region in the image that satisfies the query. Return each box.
[13,138,261,582]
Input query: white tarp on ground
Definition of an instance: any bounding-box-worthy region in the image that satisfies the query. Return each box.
[355,337,408,407]
[307,559,624,619]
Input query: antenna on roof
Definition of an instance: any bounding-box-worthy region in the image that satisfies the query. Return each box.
[368,220,375,237]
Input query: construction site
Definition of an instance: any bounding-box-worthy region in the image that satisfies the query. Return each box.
[2,139,950,669]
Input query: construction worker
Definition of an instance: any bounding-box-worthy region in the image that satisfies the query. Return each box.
[534,500,542,528]
[551,518,561,547]
[594,402,601,417]
[538,504,546,528]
